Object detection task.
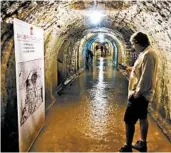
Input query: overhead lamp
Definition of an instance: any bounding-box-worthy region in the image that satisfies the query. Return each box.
[91,10,104,25]
[85,9,105,25]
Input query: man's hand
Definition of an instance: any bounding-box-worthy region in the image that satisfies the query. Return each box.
[126,66,133,72]
[133,92,141,98]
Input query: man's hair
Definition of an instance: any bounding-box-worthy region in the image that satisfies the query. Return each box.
[130,32,150,47]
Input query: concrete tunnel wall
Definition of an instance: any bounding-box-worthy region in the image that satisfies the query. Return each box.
[1,1,171,150]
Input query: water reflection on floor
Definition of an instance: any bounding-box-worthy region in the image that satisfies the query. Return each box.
[30,57,171,152]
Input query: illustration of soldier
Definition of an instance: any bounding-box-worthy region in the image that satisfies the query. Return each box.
[20,70,43,125]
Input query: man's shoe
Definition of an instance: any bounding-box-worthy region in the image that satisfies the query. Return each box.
[119,145,132,152]
[132,140,147,152]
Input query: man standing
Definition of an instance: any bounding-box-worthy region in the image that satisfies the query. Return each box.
[89,49,94,65]
[101,45,104,57]
[119,32,158,152]
[85,49,90,69]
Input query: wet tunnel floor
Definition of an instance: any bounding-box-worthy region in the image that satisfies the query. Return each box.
[31,57,171,152]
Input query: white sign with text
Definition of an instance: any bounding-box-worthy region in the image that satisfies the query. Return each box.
[14,18,45,152]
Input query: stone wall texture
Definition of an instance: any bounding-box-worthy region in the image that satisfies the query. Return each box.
[1,1,171,150]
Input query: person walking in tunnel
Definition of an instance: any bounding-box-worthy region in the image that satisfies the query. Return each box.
[101,45,104,57]
[89,49,94,65]
[104,45,107,57]
[85,48,94,69]
[85,49,90,69]
[119,32,158,152]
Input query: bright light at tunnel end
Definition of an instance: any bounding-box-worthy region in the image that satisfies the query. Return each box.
[98,33,105,43]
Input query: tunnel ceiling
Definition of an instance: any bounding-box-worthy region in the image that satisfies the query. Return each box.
[1,1,171,43]
[80,27,127,51]
[1,1,171,54]
[82,28,127,42]
[68,1,131,10]
[2,0,171,73]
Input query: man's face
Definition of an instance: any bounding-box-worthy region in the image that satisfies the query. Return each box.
[131,41,141,53]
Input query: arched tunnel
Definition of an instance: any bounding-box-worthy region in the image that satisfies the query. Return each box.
[1,1,171,152]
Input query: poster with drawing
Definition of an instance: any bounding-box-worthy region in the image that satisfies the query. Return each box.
[14,18,45,152]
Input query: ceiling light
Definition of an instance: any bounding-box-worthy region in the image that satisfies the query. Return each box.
[85,9,105,25]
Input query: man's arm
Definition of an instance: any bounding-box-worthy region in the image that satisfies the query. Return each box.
[118,63,128,70]
[118,64,134,72]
